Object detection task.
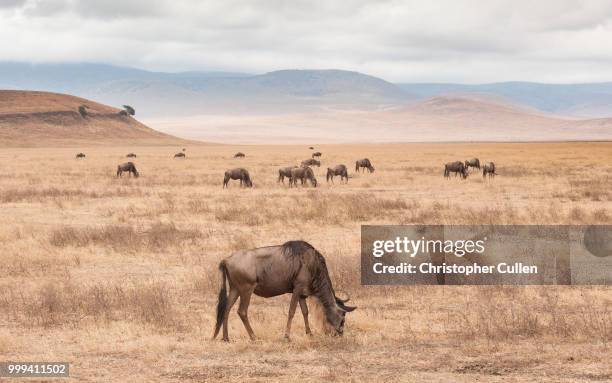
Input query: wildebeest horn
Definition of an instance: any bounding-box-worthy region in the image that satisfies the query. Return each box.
[335,291,350,303]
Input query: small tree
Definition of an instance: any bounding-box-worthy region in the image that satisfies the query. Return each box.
[78,105,88,118]
[122,105,136,116]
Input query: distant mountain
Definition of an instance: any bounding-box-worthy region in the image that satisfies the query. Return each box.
[0,90,185,146]
[2,62,612,120]
[397,82,612,117]
[0,63,411,117]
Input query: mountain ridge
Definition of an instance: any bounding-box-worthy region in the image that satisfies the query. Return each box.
[3,62,612,118]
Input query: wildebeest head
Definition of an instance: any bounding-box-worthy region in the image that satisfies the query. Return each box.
[332,294,356,335]
[305,167,318,187]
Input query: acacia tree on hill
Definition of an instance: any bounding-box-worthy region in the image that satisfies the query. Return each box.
[78,105,88,118]
[122,105,136,116]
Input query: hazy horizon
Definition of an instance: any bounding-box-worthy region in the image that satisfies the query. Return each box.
[5,61,612,85]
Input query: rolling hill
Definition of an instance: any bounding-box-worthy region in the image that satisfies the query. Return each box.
[151,95,612,143]
[0,90,185,146]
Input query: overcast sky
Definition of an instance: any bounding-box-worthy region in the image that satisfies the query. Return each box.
[2,0,612,83]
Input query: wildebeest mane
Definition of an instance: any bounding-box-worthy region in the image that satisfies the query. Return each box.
[281,240,338,320]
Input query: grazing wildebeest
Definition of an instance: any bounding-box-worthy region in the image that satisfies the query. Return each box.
[75,153,86,159]
[444,161,468,179]
[116,162,139,178]
[465,158,481,170]
[212,240,356,341]
[174,152,186,158]
[326,164,348,183]
[234,152,245,158]
[126,153,137,158]
[355,158,375,173]
[301,158,320,167]
[223,168,252,188]
[290,166,317,187]
[309,146,314,150]
[483,162,496,178]
[312,151,322,158]
[278,166,298,184]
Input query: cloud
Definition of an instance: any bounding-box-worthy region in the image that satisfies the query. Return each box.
[1,0,612,82]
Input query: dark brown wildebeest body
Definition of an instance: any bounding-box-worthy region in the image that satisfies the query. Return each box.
[126,153,137,158]
[278,166,298,184]
[174,152,186,158]
[483,162,496,178]
[212,240,356,341]
[75,153,86,159]
[301,158,320,167]
[355,158,375,173]
[117,162,139,177]
[234,152,245,158]
[326,164,348,183]
[223,168,252,188]
[289,166,317,187]
[309,146,314,150]
[465,158,481,170]
[444,161,468,179]
[312,151,322,158]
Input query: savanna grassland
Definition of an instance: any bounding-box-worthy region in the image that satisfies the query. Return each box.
[0,142,611,382]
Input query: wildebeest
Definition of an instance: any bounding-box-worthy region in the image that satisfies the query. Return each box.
[309,146,314,150]
[444,161,468,179]
[212,240,356,341]
[126,153,137,158]
[278,166,298,184]
[312,151,322,158]
[355,158,375,173]
[301,158,320,167]
[290,166,317,187]
[174,152,186,158]
[223,168,252,188]
[483,162,496,178]
[234,152,245,158]
[465,158,481,170]
[116,162,139,178]
[326,164,348,183]
[75,153,86,159]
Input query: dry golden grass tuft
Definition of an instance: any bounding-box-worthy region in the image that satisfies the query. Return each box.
[0,142,610,382]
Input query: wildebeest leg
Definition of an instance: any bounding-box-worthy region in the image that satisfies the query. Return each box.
[284,293,299,339]
[299,297,311,335]
[222,288,239,341]
[237,288,257,341]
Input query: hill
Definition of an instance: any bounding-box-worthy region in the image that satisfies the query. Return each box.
[151,95,612,143]
[0,90,185,146]
[397,82,612,117]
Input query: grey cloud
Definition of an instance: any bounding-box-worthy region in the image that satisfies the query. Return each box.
[1,0,612,82]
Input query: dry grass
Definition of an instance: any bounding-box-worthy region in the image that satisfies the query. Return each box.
[0,142,611,382]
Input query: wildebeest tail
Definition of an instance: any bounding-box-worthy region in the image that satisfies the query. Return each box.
[212,261,228,339]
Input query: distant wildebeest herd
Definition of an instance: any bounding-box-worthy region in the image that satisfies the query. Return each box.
[444,157,497,179]
[75,149,497,186]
